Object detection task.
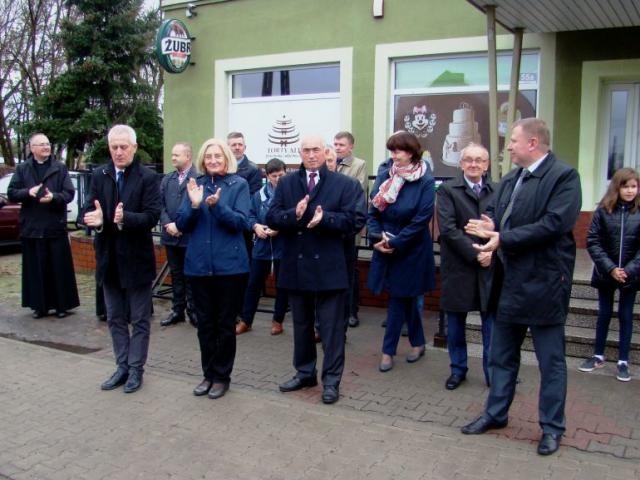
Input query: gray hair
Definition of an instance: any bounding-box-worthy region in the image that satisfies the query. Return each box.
[108,125,137,145]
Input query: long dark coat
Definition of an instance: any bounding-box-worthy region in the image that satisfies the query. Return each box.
[84,160,161,289]
[489,152,581,326]
[587,203,640,290]
[367,164,436,297]
[8,154,79,312]
[437,174,495,312]
[266,164,362,292]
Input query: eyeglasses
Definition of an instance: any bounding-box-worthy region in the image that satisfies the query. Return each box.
[32,142,51,147]
[461,157,488,165]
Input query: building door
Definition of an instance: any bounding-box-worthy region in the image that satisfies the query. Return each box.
[599,82,640,192]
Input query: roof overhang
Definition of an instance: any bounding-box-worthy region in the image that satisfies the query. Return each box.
[467,0,640,33]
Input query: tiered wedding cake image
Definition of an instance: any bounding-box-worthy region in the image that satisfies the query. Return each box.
[442,103,481,167]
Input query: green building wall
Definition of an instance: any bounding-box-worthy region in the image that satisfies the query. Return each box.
[553,27,640,168]
[161,0,499,170]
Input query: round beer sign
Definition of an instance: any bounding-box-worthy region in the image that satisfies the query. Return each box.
[156,19,192,74]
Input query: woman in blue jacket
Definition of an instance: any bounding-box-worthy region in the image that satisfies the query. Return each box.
[176,138,251,399]
[237,158,288,336]
[368,131,436,372]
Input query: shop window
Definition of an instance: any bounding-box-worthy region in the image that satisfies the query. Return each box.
[392,51,539,177]
[232,65,340,98]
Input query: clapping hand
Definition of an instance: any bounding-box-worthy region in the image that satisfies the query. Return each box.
[296,194,309,220]
[307,205,323,228]
[465,214,495,238]
[205,187,221,208]
[187,178,203,208]
[28,184,43,198]
[39,187,53,203]
[84,199,104,228]
[113,202,124,224]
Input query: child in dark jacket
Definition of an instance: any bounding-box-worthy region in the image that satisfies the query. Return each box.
[236,158,288,335]
[579,168,640,381]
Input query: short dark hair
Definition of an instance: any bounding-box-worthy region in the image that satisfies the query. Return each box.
[227,132,245,141]
[334,131,355,145]
[265,158,286,175]
[386,131,423,163]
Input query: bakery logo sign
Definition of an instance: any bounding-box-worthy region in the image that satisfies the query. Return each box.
[266,115,301,161]
[156,19,192,74]
[404,105,437,138]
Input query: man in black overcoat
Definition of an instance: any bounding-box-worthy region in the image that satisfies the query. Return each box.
[461,118,581,456]
[437,143,495,390]
[266,134,363,404]
[83,125,161,394]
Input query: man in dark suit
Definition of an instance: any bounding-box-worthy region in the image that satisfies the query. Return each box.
[266,134,364,404]
[437,143,495,391]
[460,118,581,456]
[83,125,161,394]
[159,142,198,327]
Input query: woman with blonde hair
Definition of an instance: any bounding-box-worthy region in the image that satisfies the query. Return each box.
[176,138,251,399]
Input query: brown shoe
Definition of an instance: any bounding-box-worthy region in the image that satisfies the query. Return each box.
[271,321,284,335]
[236,320,251,335]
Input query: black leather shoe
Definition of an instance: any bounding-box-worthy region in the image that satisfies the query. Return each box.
[279,376,318,392]
[97,314,107,322]
[208,383,229,400]
[161,312,185,327]
[537,433,561,455]
[322,385,339,404]
[101,369,129,390]
[32,311,46,319]
[193,379,212,396]
[55,311,67,318]
[348,316,359,328]
[123,371,143,393]
[445,374,466,390]
[461,415,508,434]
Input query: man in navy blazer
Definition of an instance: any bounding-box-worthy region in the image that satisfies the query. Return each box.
[159,143,198,327]
[461,118,581,456]
[266,134,364,404]
[84,125,161,394]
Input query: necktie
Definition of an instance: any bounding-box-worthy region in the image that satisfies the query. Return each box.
[116,171,124,197]
[308,172,317,192]
[472,183,481,197]
[178,171,187,185]
[500,169,529,231]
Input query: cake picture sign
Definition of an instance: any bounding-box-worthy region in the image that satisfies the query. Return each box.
[442,103,481,167]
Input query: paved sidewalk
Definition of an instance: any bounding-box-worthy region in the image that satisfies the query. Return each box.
[1,251,640,478]
[1,337,639,480]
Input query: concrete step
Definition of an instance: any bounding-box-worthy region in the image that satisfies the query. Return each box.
[465,313,640,363]
[570,282,640,305]
[569,297,640,319]
[565,312,640,332]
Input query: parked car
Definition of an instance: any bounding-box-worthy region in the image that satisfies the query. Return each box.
[0,174,20,246]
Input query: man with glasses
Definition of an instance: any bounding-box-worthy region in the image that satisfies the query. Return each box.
[8,133,79,319]
[437,143,495,391]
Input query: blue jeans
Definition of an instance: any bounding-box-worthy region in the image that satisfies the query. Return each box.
[382,296,425,356]
[447,311,493,385]
[594,286,637,362]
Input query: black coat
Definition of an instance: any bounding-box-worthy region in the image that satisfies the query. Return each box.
[237,156,263,195]
[7,155,74,238]
[437,174,495,312]
[488,152,581,326]
[159,165,198,247]
[587,203,640,290]
[266,164,363,291]
[84,160,161,288]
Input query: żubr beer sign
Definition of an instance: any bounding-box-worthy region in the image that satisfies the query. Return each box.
[156,19,192,74]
